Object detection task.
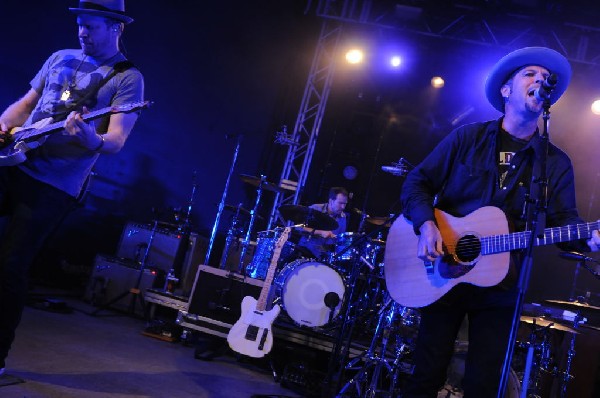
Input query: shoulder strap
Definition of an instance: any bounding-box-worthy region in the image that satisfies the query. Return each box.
[53,60,135,121]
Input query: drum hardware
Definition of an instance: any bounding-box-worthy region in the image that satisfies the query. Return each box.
[321,220,396,396]
[337,293,415,397]
[219,203,249,269]
[278,204,339,231]
[205,135,243,265]
[236,174,281,275]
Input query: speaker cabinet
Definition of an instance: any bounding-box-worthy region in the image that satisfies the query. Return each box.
[84,254,160,316]
[187,265,264,326]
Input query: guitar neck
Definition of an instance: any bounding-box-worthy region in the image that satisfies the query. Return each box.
[255,227,290,312]
[483,220,600,255]
[21,107,113,143]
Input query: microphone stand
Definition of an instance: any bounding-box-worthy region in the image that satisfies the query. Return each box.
[498,100,551,398]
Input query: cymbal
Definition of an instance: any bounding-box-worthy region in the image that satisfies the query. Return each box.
[239,174,289,193]
[366,216,392,227]
[223,204,265,220]
[520,316,579,334]
[278,204,339,231]
[545,299,600,313]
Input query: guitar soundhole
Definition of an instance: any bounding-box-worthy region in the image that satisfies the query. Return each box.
[455,234,481,262]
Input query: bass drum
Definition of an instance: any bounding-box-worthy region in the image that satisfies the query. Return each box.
[274,259,345,328]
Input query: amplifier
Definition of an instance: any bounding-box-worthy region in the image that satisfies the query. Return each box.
[84,254,160,316]
[116,222,207,296]
[187,265,264,328]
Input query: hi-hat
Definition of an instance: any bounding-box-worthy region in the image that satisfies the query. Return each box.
[520,316,579,334]
[278,204,339,231]
[545,299,600,313]
[240,174,289,193]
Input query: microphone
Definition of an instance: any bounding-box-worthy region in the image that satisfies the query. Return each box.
[533,74,558,101]
[559,251,594,262]
[324,292,341,324]
[324,292,340,309]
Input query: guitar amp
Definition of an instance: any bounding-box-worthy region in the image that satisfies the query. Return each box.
[179,265,263,337]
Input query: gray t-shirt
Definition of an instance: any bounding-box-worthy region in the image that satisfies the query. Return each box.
[18,49,144,197]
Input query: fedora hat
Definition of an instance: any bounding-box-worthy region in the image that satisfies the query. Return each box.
[485,47,571,113]
[70,0,133,24]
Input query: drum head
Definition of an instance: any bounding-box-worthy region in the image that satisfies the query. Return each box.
[277,260,345,328]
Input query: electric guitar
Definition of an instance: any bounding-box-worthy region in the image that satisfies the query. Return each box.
[227,227,290,358]
[385,206,599,308]
[0,100,152,166]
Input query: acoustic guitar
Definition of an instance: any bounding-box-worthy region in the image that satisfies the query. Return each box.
[385,206,599,308]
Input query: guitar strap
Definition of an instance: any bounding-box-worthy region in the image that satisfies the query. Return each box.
[52,60,135,122]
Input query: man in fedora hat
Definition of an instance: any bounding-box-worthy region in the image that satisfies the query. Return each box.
[0,0,143,378]
[398,47,600,397]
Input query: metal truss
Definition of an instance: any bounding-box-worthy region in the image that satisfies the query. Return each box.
[268,18,344,228]
[268,0,599,227]
[315,0,600,66]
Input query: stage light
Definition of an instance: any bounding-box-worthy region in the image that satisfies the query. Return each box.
[592,99,600,115]
[345,49,364,64]
[431,76,445,88]
[390,56,402,68]
[343,165,358,180]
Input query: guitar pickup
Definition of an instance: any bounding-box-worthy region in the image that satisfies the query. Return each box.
[423,260,434,275]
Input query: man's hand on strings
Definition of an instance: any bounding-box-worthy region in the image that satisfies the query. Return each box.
[418,220,444,262]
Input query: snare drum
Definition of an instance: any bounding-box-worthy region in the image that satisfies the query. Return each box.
[274,259,345,328]
[246,230,295,279]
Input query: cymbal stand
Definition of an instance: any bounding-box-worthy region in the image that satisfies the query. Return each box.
[558,313,580,398]
[205,134,243,265]
[219,203,245,269]
[237,175,266,274]
[337,293,404,398]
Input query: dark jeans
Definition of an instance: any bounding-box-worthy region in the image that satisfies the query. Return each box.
[0,167,75,366]
[402,284,517,398]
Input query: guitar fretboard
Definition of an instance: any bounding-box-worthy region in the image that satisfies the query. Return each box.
[482,221,600,255]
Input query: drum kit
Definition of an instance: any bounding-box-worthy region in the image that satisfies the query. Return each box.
[215,173,420,396]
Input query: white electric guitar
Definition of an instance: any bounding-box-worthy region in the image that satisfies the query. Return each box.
[0,100,152,166]
[227,227,290,358]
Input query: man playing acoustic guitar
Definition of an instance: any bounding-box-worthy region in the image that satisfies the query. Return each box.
[395,47,600,397]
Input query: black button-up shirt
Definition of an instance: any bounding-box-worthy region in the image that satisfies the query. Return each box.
[401,118,587,252]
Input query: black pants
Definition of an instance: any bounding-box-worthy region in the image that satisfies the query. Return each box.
[402,284,517,398]
[0,167,75,366]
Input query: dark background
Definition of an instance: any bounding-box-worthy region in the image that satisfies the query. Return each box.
[1,0,599,306]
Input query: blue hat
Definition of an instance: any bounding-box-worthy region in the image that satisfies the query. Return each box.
[485,47,571,113]
[70,0,133,25]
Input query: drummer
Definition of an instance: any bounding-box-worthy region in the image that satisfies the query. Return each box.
[295,187,349,260]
